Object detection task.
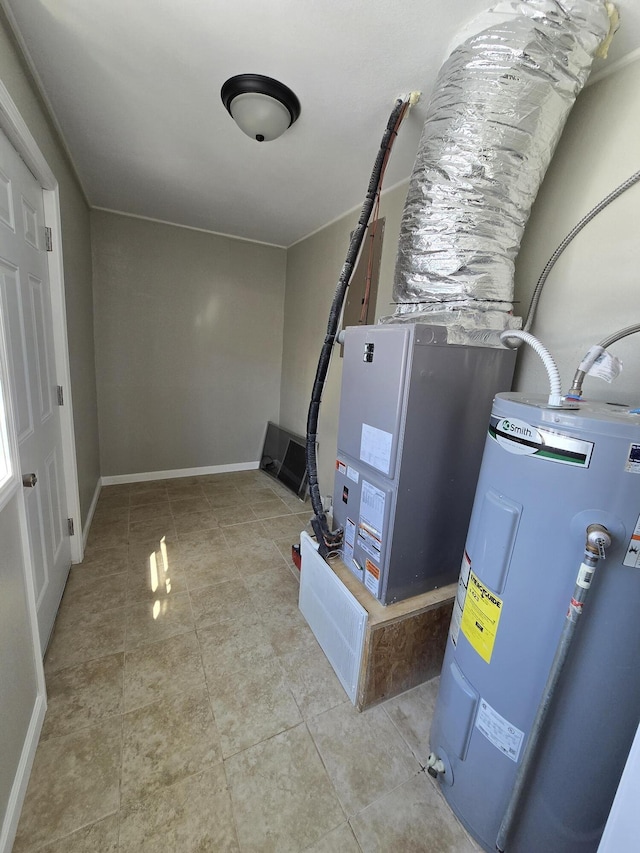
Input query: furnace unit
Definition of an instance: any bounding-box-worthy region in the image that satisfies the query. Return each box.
[332,323,515,604]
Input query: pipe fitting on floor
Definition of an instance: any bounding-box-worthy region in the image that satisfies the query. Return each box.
[427,753,446,778]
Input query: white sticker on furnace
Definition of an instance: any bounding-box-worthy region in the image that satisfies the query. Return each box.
[623,512,640,567]
[625,444,640,475]
[475,698,524,763]
[360,480,385,534]
[345,518,356,547]
[357,525,381,561]
[360,423,393,475]
[343,518,356,565]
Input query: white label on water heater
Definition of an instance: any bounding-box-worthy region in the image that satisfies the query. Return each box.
[475,698,524,763]
[494,418,543,456]
[490,416,594,467]
[451,551,471,647]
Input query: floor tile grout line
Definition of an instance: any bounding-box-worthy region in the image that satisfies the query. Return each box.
[115,708,124,851]
[301,813,353,853]
[350,766,428,822]
[120,628,204,714]
[121,677,209,723]
[198,627,247,853]
[35,471,428,852]
[218,713,306,763]
[303,718,351,822]
[197,592,307,761]
[17,810,122,853]
[217,729,247,852]
[304,702,427,821]
[381,702,429,770]
[117,689,221,812]
[345,818,366,853]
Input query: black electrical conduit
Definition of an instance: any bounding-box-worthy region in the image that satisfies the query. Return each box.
[306,97,409,555]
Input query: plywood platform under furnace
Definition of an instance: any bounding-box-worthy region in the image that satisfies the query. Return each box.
[327,556,455,710]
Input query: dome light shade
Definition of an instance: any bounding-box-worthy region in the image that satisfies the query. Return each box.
[221,74,301,142]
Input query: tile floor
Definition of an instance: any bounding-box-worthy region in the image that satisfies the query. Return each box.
[13,469,480,852]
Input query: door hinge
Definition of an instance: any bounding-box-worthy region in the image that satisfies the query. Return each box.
[57,385,64,406]
[45,226,53,252]
[67,517,75,536]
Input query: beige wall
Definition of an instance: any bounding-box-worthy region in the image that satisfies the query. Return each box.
[0,10,100,525]
[281,57,640,500]
[514,58,640,403]
[0,14,96,838]
[2,2,636,494]
[92,211,287,476]
[281,182,408,498]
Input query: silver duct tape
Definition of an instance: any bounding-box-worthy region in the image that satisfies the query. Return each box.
[390,0,612,322]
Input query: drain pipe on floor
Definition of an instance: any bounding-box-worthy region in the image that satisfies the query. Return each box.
[496,523,612,852]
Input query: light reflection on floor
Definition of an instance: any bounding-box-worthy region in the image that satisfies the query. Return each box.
[148,536,172,618]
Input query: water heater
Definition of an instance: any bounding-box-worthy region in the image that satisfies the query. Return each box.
[332,323,515,604]
[429,392,640,852]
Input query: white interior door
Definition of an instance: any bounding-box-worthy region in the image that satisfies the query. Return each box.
[0,127,71,653]
[0,334,44,852]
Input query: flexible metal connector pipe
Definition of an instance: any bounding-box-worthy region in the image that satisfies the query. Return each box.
[496,523,612,852]
[525,171,640,333]
[567,323,640,399]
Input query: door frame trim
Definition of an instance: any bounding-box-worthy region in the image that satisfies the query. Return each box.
[0,79,83,563]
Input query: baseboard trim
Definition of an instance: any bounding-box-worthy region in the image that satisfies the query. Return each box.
[0,692,46,853]
[101,460,260,486]
[81,478,102,557]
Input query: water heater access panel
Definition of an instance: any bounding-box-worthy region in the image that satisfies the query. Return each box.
[333,323,515,604]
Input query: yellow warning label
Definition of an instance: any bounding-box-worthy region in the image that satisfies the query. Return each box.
[460,571,503,663]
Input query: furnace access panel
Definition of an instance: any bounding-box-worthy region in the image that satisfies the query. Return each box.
[333,323,515,605]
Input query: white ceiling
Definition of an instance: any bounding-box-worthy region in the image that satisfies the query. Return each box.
[3,0,639,247]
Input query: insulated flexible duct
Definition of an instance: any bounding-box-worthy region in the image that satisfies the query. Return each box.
[387,0,613,330]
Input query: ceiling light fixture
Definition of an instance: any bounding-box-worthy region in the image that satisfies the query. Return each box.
[221,74,301,142]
